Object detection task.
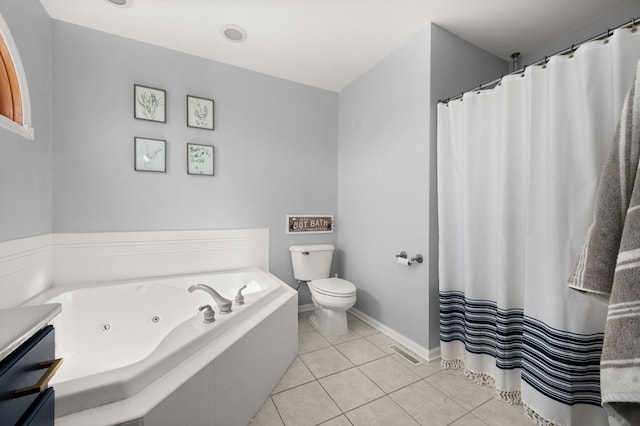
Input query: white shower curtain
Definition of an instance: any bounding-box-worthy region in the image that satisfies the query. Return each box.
[437,27,640,425]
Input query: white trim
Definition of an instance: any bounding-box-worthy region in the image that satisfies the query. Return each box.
[0,114,34,140]
[52,229,270,286]
[1,230,270,307]
[0,234,52,308]
[0,12,34,140]
[349,307,440,362]
[297,303,440,361]
[298,303,314,313]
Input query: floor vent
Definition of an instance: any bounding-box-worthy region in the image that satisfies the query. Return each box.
[389,345,423,366]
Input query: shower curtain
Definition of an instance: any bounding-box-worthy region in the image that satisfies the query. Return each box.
[437,27,640,425]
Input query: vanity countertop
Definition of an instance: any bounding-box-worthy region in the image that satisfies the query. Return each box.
[0,303,61,363]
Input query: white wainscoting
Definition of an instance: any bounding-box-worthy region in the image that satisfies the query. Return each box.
[52,229,270,286]
[0,229,269,306]
[0,234,52,309]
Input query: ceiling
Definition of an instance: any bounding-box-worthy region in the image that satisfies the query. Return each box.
[39,0,637,92]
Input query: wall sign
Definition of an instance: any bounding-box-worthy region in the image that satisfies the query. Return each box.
[286,215,334,234]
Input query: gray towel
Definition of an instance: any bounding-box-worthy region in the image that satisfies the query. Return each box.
[569,61,640,426]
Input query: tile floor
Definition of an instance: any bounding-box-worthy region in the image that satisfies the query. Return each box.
[249,312,533,426]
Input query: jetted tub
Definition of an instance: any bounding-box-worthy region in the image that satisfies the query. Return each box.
[23,267,290,418]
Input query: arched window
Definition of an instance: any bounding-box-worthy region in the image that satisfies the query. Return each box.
[0,13,33,139]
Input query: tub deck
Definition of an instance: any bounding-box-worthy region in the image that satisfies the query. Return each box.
[23,268,298,424]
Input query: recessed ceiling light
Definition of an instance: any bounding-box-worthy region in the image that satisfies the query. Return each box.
[221,24,247,43]
[105,0,132,7]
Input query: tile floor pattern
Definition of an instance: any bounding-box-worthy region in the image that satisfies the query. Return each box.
[249,312,534,426]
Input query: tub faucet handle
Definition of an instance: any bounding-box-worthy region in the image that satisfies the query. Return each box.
[199,305,215,323]
[235,284,248,305]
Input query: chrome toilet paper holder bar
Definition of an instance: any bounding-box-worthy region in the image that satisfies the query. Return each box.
[396,251,423,265]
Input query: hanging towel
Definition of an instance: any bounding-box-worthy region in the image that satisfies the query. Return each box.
[569,61,640,426]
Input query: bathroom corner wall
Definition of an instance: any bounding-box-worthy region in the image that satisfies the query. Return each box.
[0,0,52,242]
[337,24,507,351]
[50,21,338,301]
[337,26,432,349]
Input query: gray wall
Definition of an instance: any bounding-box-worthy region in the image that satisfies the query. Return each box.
[0,0,52,242]
[51,22,338,300]
[4,0,632,347]
[337,24,507,350]
[429,25,508,348]
[338,27,432,347]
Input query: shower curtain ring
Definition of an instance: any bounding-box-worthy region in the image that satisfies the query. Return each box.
[632,19,638,33]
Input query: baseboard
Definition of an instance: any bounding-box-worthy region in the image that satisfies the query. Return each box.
[348,307,440,362]
[298,303,314,313]
[428,346,441,361]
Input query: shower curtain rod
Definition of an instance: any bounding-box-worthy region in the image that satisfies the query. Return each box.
[439,17,639,104]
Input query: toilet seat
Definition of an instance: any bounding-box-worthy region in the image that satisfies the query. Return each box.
[309,278,356,298]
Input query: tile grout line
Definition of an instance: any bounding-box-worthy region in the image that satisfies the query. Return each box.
[282,314,471,426]
[304,315,432,423]
[301,315,420,424]
[268,394,287,426]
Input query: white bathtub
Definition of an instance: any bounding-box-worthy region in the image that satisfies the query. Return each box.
[24,267,292,419]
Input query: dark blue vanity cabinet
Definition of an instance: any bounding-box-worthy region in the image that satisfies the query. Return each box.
[0,325,57,425]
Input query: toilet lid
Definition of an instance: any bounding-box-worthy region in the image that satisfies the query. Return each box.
[309,278,356,297]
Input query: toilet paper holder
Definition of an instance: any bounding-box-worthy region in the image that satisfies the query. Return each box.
[396,251,423,265]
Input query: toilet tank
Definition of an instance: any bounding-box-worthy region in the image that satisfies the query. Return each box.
[289,244,335,281]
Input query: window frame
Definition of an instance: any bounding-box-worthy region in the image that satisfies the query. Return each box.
[0,12,33,140]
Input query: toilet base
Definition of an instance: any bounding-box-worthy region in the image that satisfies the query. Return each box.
[309,303,349,337]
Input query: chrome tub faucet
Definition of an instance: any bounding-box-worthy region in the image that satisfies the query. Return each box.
[188,284,233,314]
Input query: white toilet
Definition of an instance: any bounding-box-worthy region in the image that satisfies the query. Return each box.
[289,244,356,336]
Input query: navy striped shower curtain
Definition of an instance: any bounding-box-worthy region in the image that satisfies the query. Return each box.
[437,27,640,426]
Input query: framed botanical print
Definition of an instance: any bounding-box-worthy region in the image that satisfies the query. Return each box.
[187,95,214,130]
[187,143,214,175]
[134,137,166,172]
[134,84,166,123]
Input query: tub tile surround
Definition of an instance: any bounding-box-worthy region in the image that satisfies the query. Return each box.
[251,312,534,426]
[0,229,269,309]
[0,234,52,308]
[52,229,270,286]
